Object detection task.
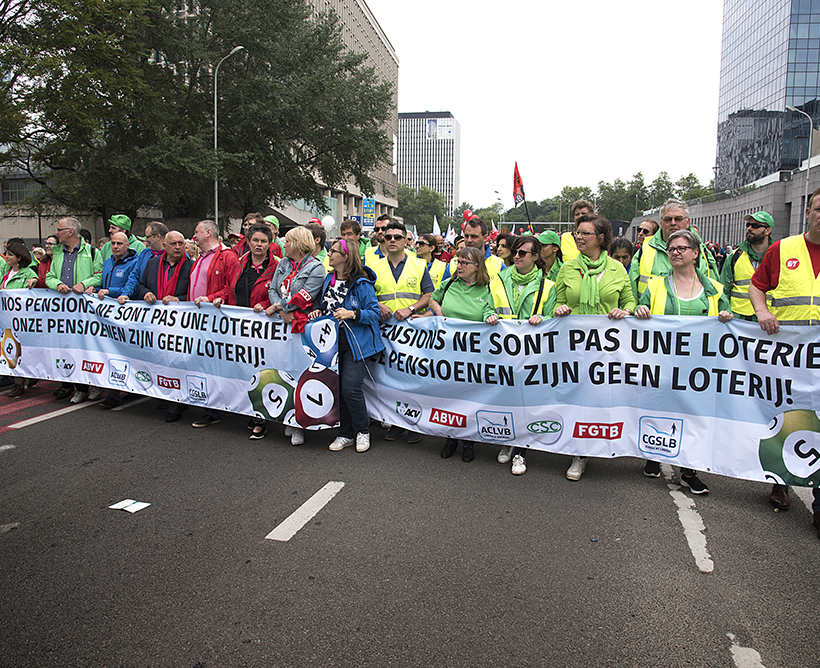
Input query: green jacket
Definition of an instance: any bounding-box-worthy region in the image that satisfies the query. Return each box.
[46,238,103,290]
[0,259,38,289]
[491,267,556,318]
[639,268,730,315]
[556,255,636,314]
[629,229,718,300]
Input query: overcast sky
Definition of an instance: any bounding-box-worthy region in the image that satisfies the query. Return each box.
[365,0,725,211]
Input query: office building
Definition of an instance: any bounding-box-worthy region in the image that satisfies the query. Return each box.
[716,0,820,190]
[397,111,460,216]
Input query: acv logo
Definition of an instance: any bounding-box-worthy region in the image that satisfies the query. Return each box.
[56,354,76,377]
[395,400,422,424]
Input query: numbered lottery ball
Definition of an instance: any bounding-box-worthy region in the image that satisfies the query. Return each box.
[247,369,296,422]
[294,368,339,428]
[301,319,338,369]
[758,410,820,487]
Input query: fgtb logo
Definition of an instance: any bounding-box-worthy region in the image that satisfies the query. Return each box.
[158,375,181,390]
[476,410,515,442]
[186,375,208,404]
[786,258,800,270]
[395,400,422,424]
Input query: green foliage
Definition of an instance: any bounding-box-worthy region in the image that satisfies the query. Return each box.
[0,0,394,221]
[396,184,446,234]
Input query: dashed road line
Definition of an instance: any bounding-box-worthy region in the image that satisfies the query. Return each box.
[727,633,766,668]
[111,396,151,412]
[792,486,815,514]
[5,400,98,430]
[266,481,345,542]
[662,463,714,573]
[0,444,16,452]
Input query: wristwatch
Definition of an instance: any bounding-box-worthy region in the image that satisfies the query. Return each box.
[408,305,416,313]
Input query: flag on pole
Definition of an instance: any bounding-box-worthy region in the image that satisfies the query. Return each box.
[492,221,498,233]
[511,223,518,235]
[513,162,525,207]
[445,225,456,243]
[432,215,441,236]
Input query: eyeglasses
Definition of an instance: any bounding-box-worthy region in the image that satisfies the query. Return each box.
[573,231,599,237]
[374,226,386,232]
[746,222,767,229]
[661,216,687,224]
[329,248,345,256]
[44,241,56,246]
[638,227,653,235]
[384,234,403,241]
[456,260,477,266]
[56,227,71,233]
[668,245,694,254]
[514,249,533,258]
[415,241,429,247]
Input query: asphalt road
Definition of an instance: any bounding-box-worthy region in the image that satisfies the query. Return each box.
[0,383,818,668]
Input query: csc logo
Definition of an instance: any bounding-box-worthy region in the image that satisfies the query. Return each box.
[528,421,561,434]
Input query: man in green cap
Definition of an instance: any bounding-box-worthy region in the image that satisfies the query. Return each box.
[99,214,146,263]
[720,210,774,323]
[537,230,562,281]
[262,215,283,256]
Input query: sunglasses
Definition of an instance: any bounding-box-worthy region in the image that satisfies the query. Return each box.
[514,249,533,257]
[746,222,767,229]
[384,234,403,241]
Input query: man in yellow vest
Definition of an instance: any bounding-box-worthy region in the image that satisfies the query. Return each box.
[629,198,718,301]
[364,214,391,268]
[372,220,434,444]
[720,210,774,321]
[560,199,595,262]
[636,219,659,250]
[749,190,820,530]
[442,217,505,281]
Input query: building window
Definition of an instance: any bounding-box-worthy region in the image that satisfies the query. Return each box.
[1,179,37,205]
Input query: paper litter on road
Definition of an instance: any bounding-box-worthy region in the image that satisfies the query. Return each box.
[109,499,151,513]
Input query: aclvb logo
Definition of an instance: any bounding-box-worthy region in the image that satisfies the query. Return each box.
[108,359,130,387]
[476,410,515,442]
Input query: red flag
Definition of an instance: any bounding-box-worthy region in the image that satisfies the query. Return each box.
[513,162,525,207]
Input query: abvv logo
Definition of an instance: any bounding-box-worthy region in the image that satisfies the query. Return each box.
[429,408,466,428]
[82,360,103,374]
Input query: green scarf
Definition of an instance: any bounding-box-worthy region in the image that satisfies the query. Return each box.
[508,265,541,313]
[575,251,608,314]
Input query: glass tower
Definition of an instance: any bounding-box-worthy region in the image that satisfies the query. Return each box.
[716,0,820,189]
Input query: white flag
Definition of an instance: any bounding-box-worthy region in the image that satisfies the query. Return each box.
[432,215,441,236]
[445,225,456,243]
[492,221,498,233]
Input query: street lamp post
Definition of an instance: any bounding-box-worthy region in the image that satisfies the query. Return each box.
[787,105,814,230]
[214,45,245,228]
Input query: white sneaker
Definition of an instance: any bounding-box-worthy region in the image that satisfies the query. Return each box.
[329,436,353,451]
[70,391,88,404]
[511,454,527,475]
[497,445,513,464]
[566,456,587,481]
[356,432,370,452]
[87,386,104,401]
[284,426,293,436]
[290,428,304,445]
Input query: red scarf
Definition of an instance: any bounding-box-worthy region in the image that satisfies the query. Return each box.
[156,253,187,299]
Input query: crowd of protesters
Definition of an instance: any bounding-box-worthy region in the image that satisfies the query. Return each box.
[1,195,819,541]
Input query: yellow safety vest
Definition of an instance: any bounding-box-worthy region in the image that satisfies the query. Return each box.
[489,275,555,318]
[372,254,428,312]
[448,253,505,281]
[727,251,763,316]
[561,232,579,262]
[645,274,722,316]
[769,235,820,326]
[426,259,446,289]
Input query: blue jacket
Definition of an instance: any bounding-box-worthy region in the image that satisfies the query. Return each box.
[100,248,141,298]
[318,267,384,362]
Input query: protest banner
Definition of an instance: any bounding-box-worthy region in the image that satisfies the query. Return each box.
[0,290,339,431]
[364,315,820,488]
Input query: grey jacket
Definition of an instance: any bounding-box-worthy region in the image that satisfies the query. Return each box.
[268,255,326,312]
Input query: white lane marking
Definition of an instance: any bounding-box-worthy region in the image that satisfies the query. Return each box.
[793,486,815,514]
[111,396,151,412]
[662,463,714,573]
[727,633,766,668]
[266,481,345,542]
[0,445,15,452]
[0,522,19,533]
[8,400,97,429]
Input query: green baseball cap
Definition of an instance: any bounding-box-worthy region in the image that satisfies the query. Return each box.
[538,230,561,246]
[744,211,774,228]
[108,214,132,231]
[263,215,279,228]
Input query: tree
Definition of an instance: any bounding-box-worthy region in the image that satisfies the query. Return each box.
[396,184,445,234]
[648,172,676,208]
[675,173,711,201]
[0,0,394,222]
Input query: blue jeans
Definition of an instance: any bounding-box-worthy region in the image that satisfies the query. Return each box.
[338,349,368,438]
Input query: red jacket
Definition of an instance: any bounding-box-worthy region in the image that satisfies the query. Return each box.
[234,249,279,308]
[36,257,53,289]
[188,246,240,305]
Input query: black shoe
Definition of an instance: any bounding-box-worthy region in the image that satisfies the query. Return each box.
[441,438,458,458]
[385,426,406,441]
[192,415,221,428]
[99,396,120,409]
[406,431,421,444]
[249,425,267,440]
[643,461,661,478]
[680,474,709,495]
[165,411,181,423]
[0,376,14,388]
[462,443,474,463]
[53,387,72,399]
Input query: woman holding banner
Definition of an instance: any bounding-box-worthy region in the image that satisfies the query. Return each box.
[1,242,39,397]
[308,238,383,454]
[554,215,636,482]
[413,246,495,462]
[634,228,732,494]
[486,235,557,475]
[268,226,326,446]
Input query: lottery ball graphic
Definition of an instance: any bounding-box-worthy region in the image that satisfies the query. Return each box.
[247,369,296,422]
[301,319,337,369]
[758,410,820,487]
[294,367,339,428]
[1,329,21,370]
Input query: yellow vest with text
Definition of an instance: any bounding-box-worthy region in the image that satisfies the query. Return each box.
[489,275,555,318]
[646,275,722,316]
[372,254,428,312]
[448,253,505,281]
[426,259,446,289]
[561,232,579,262]
[769,235,820,326]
